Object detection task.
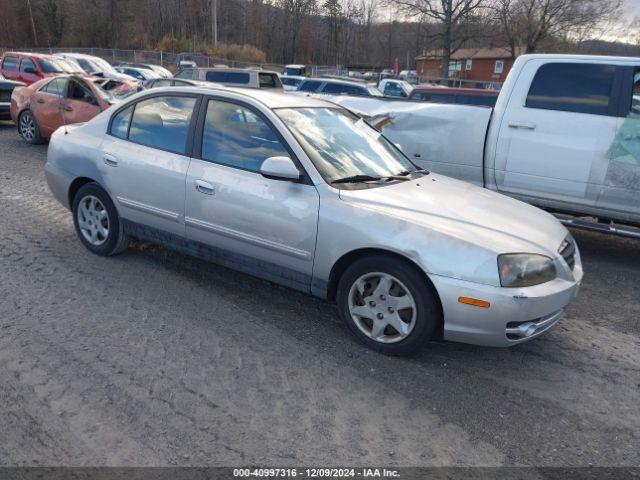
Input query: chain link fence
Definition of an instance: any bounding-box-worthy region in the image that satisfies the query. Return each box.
[0,47,352,77]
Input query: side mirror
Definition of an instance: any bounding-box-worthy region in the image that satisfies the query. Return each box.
[260,156,301,181]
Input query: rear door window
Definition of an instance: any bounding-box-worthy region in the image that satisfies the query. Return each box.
[127,96,197,153]
[259,73,278,88]
[526,63,617,116]
[41,78,67,96]
[20,58,36,73]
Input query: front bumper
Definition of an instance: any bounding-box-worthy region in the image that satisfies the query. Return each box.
[430,259,583,347]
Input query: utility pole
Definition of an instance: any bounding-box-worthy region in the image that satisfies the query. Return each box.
[26,0,38,46]
[211,0,218,45]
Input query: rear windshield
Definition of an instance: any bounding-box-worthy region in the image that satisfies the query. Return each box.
[205,71,250,84]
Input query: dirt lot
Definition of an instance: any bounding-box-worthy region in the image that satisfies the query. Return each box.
[0,122,638,467]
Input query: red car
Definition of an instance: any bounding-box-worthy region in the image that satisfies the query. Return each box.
[0,52,83,85]
[10,74,136,144]
[409,86,499,107]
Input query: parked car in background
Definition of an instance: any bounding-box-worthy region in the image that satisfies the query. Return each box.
[380,68,395,80]
[283,64,307,76]
[0,73,25,121]
[398,70,420,84]
[279,74,305,91]
[45,86,582,355]
[174,67,282,89]
[115,66,162,82]
[55,53,136,82]
[297,78,382,97]
[335,54,640,238]
[409,86,499,107]
[178,60,197,69]
[378,79,414,98]
[11,74,119,144]
[116,62,172,78]
[1,52,83,85]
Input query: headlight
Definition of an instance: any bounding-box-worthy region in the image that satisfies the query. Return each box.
[498,254,556,288]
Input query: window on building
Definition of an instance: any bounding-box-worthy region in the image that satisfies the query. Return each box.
[494,60,504,74]
[466,59,473,71]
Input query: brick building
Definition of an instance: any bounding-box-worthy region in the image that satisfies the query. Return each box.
[415,47,518,85]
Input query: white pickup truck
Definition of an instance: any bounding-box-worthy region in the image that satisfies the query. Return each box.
[331,54,640,238]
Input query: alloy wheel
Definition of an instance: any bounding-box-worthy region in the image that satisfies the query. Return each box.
[76,195,110,246]
[348,272,417,343]
[19,113,35,141]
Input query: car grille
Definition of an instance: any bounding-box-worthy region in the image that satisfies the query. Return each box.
[0,90,11,102]
[559,238,576,270]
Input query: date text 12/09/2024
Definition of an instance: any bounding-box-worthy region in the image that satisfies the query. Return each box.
[233,468,400,478]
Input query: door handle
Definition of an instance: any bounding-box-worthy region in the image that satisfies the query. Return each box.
[508,121,536,130]
[64,105,73,112]
[103,154,118,167]
[195,180,215,195]
[36,98,45,104]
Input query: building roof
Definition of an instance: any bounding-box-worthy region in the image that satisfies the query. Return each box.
[416,47,517,61]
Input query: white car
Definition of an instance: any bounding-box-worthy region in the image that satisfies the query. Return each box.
[279,74,305,91]
[44,86,582,355]
[55,53,136,82]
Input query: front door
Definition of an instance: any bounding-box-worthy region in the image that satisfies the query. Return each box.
[185,98,319,291]
[494,60,620,212]
[100,94,199,236]
[61,78,102,124]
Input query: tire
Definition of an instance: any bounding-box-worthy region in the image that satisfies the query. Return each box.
[18,109,45,145]
[71,183,129,256]
[336,255,441,356]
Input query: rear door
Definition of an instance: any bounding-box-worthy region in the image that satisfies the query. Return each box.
[494,60,621,211]
[30,77,66,136]
[596,66,640,221]
[100,94,199,236]
[184,97,319,291]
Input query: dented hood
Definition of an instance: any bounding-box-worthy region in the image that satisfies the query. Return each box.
[338,173,568,256]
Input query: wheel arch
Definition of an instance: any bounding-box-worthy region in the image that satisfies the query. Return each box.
[327,248,445,338]
[68,177,100,207]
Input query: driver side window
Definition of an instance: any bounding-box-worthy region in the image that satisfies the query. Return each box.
[67,79,96,104]
[201,100,289,172]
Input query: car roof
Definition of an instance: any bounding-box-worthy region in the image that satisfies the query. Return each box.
[285,64,306,68]
[2,51,59,60]
[144,85,338,109]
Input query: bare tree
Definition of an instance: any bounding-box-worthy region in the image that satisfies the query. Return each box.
[493,0,622,56]
[389,0,487,77]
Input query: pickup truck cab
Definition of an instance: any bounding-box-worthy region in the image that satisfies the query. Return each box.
[333,54,640,236]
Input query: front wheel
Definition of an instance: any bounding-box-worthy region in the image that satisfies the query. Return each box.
[72,183,129,256]
[336,256,441,355]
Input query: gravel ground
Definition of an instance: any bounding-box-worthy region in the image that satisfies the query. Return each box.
[0,122,638,467]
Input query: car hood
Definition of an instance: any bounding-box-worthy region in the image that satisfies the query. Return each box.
[338,173,568,256]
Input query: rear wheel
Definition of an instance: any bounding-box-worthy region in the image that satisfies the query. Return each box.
[72,183,129,256]
[336,256,441,355]
[18,109,45,145]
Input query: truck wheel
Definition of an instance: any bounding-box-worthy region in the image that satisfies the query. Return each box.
[18,110,45,145]
[336,255,441,355]
[72,183,129,256]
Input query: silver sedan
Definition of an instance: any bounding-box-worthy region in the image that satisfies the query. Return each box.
[45,86,583,355]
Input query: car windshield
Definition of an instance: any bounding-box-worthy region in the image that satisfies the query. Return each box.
[276,107,418,184]
[40,58,81,73]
